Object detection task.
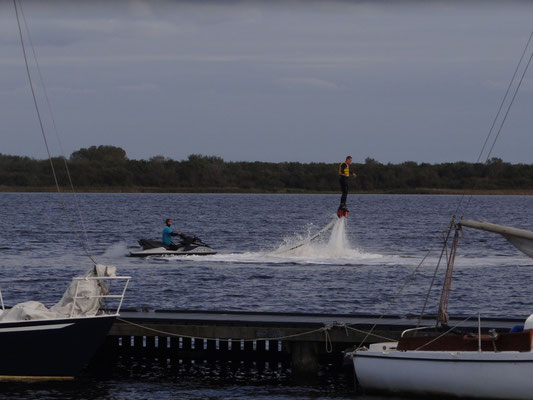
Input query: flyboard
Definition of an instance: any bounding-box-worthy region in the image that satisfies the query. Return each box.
[274,206,349,254]
[337,203,349,218]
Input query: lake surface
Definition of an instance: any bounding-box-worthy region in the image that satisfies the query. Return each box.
[0,192,532,399]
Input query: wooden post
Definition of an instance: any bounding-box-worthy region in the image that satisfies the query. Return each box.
[290,341,319,377]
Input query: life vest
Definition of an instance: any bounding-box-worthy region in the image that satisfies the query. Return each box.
[339,162,349,177]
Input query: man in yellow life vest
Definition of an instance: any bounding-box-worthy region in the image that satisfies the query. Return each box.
[338,156,357,217]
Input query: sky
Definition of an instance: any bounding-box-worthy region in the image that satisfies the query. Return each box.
[0,0,532,164]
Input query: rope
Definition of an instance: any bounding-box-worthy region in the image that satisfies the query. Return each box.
[118,317,324,343]
[322,323,333,353]
[116,318,395,354]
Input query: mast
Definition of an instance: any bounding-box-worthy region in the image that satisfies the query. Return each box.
[437,224,461,326]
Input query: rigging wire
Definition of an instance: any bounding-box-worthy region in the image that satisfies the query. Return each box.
[462,50,533,215]
[416,217,455,328]
[455,31,533,218]
[418,34,533,326]
[419,34,533,326]
[13,0,97,265]
[17,0,93,254]
[485,52,533,162]
[354,237,439,351]
[356,33,533,338]
[475,31,533,165]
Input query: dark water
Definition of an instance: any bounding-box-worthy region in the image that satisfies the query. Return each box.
[0,192,532,399]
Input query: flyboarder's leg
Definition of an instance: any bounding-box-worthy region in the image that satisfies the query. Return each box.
[339,176,348,205]
[338,177,350,218]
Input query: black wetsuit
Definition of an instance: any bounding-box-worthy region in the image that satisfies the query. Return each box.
[339,162,349,206]
[339,175,348,205]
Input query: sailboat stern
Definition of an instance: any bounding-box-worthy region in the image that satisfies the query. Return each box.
[353,334,533,399]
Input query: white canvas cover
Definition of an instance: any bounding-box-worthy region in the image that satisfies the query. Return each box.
[0,264,116,322]
[461,219,533,258]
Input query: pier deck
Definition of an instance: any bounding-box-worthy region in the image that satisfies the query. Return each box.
[99,310,524,375]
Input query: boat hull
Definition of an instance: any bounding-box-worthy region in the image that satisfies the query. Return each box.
[129,246,217,257]
[353,345,533,399]
[0,315,116,379]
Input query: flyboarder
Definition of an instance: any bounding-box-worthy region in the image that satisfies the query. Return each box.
[338,156,357,218]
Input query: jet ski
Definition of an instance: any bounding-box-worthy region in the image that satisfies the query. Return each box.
[129,234,217,257]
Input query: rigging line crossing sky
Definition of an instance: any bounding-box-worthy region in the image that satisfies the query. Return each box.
[457,39,533,218]
[14,0,97,263]
[475,31,533,165]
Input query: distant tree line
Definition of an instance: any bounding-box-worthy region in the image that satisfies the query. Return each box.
[1,145,532,193]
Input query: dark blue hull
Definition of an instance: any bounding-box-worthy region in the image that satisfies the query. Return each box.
[0,315,116,379]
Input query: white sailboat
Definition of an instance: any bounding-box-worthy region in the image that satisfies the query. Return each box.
[353,219,533,399]
[352,30,533,399]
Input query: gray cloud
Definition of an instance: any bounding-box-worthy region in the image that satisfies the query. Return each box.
[1,0,532,163]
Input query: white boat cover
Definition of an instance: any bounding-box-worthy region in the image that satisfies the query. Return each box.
[0,264,116,322]
[461,219,533,258]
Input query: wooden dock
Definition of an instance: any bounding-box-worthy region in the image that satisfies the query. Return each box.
[95,310,524,376]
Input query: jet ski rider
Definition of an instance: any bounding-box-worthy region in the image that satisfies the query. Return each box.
[162,218,184,250]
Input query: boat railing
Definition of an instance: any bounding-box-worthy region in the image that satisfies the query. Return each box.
[0,289,4,311]
[401,326,434,337]
[70,275,131,318]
